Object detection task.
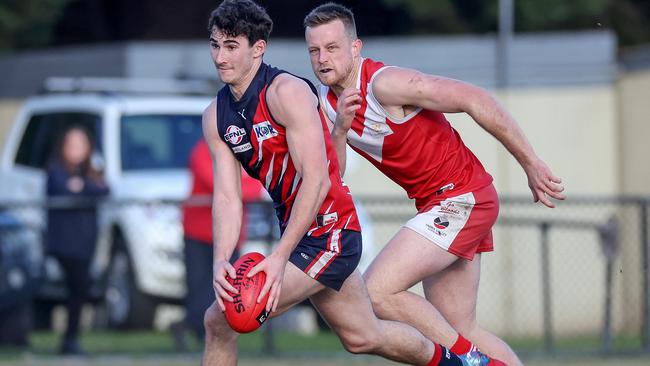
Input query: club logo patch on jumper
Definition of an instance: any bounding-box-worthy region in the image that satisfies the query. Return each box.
[364,121,393,136]
[224,125,246,145]
[253,121,278,142]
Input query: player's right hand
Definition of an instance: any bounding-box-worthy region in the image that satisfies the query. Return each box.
[212,259,238,312]
[525,158,566,208]
[334,88,362,133]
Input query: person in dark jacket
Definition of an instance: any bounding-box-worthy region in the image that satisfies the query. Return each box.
[45,126,109,355]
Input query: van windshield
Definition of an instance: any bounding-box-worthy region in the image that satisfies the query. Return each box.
[120,114,203,170]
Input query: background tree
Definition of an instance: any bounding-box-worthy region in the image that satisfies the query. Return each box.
[0,0,648,51]
[0,0,71,51]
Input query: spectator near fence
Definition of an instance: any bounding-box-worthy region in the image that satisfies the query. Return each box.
[45,126,109,355]
[176,138,263,346]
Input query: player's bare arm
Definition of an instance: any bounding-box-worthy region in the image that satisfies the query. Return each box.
[247,73,331,312]
[203,100,244,311]
[372,67,566,208]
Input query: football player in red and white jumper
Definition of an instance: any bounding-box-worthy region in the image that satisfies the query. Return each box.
[304,3,566,366]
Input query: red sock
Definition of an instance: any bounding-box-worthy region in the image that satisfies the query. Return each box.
[428,344,463,366]
[450,334,472,355]
[427,344,443,366]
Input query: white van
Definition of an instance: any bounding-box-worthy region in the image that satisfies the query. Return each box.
[0,78,214,328]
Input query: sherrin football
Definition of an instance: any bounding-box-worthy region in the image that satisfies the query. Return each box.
[224,252,270,333]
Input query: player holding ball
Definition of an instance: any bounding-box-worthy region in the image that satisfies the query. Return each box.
[201,1,483,366]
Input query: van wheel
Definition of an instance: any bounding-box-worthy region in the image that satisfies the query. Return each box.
[105,235,156,329]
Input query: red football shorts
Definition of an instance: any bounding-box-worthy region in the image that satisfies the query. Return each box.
[404,184,499,260]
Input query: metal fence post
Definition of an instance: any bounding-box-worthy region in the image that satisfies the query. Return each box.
[641,199,650,352]
[598,217,619,354]
[262,200,276,355]
[540,221,554,353]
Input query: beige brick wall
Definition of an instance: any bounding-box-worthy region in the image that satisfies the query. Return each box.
[618,69,650,195]
[0,99,23,151]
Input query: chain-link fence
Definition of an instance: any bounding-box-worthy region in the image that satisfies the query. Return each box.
[0,195,649,356]
[357,195,650,356]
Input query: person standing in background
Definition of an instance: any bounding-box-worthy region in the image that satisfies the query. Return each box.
[45,125,109,355]
[177,138,263,346]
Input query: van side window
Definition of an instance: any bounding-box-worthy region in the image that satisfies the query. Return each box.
[15,112,101,169]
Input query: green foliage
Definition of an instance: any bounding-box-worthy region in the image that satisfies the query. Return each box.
[514,0,609,30]
[381,0,649,46]
[0,0,71,51]
[383,0,609,32]
[382,0,485,33]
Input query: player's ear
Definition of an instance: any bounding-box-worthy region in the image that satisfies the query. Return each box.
[252,39,267,58]
[352,38,362,58]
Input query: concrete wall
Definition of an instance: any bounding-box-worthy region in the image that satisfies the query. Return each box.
[0,100,22,150]
[619,69,650,195]
[615,68,650,336]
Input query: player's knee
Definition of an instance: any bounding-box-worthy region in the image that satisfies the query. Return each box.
[365,286,391,316]
[203,303,234,340]
[339,330,382,355]
[368,293,388,316]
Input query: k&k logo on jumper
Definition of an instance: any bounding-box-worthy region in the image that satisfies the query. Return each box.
[433,216,449,230]
[224,125,246,145]
[253,121,278,142]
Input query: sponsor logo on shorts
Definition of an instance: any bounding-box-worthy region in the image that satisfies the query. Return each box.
[300,252,310,261]
[433,216,449,230]
[233,142,252,153]
[425,224,447,237]
[439,201,461,216]
[224,125,246,144]
[426,216,448,237]
[253,121,278,142]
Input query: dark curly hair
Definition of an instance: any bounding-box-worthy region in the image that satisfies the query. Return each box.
[208,0,273,46]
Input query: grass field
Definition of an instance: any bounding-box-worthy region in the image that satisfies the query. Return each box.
[2,354,650,366]
[1,330,649,366]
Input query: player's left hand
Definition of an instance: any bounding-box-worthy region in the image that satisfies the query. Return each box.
[525,158,566,208]
[247,251,288,313]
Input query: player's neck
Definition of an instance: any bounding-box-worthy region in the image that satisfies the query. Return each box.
[229,59,263,101]
[332,57,362,96]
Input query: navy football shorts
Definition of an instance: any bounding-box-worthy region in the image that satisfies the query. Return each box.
[289,229,362,291]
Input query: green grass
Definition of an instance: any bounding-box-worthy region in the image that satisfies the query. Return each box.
[0,330,647,363]
[504,333,644,355]
[0,329,346,358]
